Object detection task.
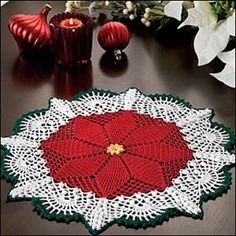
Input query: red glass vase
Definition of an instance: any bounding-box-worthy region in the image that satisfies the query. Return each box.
[49,12,93,66]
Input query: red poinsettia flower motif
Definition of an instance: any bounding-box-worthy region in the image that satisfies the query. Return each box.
[41,110,193,199]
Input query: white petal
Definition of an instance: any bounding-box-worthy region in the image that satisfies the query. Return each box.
[218,49,235,67]
[226,12,235,36]
[194,24,230,66]
[179,1,216,29]
[164,1,183,21]
[1,1,9,7]
[210,64,235,88]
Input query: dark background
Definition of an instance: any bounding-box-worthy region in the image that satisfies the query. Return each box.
[1,1,235,235]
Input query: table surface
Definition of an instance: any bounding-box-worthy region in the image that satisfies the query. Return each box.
[1,1,235,235]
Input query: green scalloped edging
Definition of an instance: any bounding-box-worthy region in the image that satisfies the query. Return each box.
[1,88,235,235]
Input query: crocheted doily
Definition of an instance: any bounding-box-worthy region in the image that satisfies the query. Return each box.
[1,88,235,234]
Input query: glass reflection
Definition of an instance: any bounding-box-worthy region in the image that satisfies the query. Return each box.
[99,52,129,77]
[53,62,93,99]
[12,53,54,87]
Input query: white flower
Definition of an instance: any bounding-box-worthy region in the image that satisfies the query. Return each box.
[65,1,73,12]
[1,1,9,6]
[226,10,235,36]
[126,1,132,7]
[125,1,133,12]
[144,13,149,19]
[145,8,151,14]
[105,1,110,6]
[164,0,184,21]
[145,21,151,27]
[123,8,129,15]
[129,14,135,20]
[179,1,235,66]
[141,18,146,24]
[210,49,235,88]
[127,5,133,12]
[65,1,81,12]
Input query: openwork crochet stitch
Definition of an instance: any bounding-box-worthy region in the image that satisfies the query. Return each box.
[1,88,235,235]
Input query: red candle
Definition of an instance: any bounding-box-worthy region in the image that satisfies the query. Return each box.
[59,18,84,29]
[50,13,93,66]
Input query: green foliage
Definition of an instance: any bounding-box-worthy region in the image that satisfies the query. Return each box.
[69,1,235,28]
[110,1,163,20]
[210,0,235,21]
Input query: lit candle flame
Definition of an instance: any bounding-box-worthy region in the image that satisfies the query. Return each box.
[69,18,74,25]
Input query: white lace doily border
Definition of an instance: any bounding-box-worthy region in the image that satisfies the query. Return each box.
[1,88,235,233]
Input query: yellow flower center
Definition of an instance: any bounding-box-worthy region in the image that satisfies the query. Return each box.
[107,143,125,156]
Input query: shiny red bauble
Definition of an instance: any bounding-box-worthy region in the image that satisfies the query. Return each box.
[8,4,52,55]
[98,21,130,60]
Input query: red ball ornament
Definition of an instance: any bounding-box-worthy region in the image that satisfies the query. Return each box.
[8,4,52,55]
[98,21,130,60]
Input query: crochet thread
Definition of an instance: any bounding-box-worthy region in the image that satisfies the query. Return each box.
[40,110,193,198]
[1,88,235,235]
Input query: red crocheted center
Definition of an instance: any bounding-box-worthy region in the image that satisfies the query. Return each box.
[40,110,193,199]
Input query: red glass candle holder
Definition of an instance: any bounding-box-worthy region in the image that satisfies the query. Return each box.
[49,12,93,66]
